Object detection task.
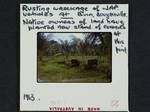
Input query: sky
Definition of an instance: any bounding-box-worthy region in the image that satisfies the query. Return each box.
[44,33,86,42]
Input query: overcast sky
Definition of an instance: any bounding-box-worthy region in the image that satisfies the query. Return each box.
[44,33,86,42]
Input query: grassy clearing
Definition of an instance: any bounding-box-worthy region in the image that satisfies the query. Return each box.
[38,56,111,83]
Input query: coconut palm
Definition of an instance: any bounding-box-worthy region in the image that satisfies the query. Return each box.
[59,39,71,62]
[37,33,49,61]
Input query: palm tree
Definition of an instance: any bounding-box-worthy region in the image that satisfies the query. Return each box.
[59,39,71,62]
[83,32,112,64]
[70,37,80,56]
[37,33,49,61]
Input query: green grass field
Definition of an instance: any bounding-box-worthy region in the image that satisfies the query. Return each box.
[37,56,111,83]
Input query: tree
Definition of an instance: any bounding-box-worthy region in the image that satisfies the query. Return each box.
[47,40,60,56]
[37,33,49,61]
[83,32,112,64]
[70,37,81,56]
[59,39,71,62]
